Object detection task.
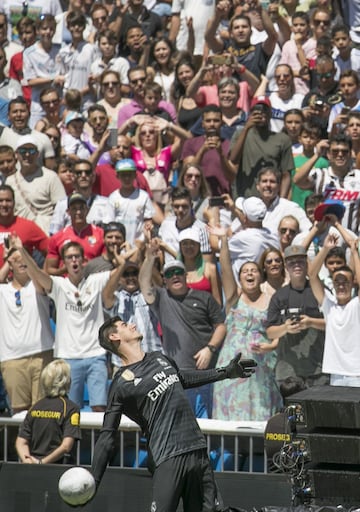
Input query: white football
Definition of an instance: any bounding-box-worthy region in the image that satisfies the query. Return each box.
[58,467,96,506]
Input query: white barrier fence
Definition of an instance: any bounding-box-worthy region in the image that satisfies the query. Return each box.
[0,412,268,473]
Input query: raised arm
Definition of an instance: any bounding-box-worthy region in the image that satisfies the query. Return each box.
[208,224,237,311]
[139,239,161,305]
[308,233,339,306]
[205,1,229,53]
[350,239,360,299]
[10,235,52,293]
[258,2,278,56]
[102,252,127,310]
[293,139,329,189]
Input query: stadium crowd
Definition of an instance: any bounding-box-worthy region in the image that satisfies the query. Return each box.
[0,0,360,429]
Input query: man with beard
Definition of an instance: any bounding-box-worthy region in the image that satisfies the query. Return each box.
[83,221,136,278]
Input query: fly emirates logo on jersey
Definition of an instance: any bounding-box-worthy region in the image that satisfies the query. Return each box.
[147,370,179,402]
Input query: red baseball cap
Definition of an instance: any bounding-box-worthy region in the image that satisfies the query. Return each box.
[314,200,345,222]
[250,95,271,110]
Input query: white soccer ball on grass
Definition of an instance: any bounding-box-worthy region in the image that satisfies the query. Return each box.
[58,466,96,506]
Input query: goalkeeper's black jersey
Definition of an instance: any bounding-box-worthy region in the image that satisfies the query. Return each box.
[91,352,207,485]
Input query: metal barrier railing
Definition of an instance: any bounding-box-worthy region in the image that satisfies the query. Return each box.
[0,413,267,473]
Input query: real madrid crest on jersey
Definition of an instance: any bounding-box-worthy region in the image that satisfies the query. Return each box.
[121,369,135,381]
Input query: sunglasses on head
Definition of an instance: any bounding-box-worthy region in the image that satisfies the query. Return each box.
[164,268,185,279]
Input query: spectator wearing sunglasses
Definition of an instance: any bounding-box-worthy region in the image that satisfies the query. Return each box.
[139,241,226,418]
[117,65,176,129]
[301,55,339,136]
[102,258,162,375]
[6,135,65,235]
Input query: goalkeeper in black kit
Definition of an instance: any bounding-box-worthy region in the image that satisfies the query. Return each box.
[91,316,257,512]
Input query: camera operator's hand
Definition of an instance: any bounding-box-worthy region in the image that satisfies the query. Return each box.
[223,353,257,379]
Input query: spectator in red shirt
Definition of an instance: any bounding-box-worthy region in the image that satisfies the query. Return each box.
[0,184,48,268]
[94,133,152,196]
[44,192,104,276]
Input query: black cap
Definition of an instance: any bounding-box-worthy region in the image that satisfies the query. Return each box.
[102,222,126,239]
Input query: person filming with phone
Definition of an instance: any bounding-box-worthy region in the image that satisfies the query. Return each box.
[182,104,236,196]
[266,245,328,389]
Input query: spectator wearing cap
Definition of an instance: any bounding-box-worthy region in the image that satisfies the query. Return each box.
[181,104,236,197]
[49,159,115,235]
[94,133,153,197]
[0,97,55,169]
[178,227,223,306]
[61,111,91,162]
[102,257,163,374]
[108,158,158,247]
[226,196,280,282]
[158,187,212,264]
[44,192,105,276]
[233,167,311,236]
[266,245,327,388]
[230,96,295,199]
[292,196,356,274]
[6,135,65,235]
[84,222,139,278]
[139,239,226,418]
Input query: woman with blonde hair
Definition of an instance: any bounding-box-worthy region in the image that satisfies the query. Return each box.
[15,360,81,465]
[131,117,188,208]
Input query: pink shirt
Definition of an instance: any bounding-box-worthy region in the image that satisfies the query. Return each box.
[196,82,250,112]
[279,38,317,95]
[131,146,172,183]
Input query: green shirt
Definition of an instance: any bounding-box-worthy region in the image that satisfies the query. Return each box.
[291,154,329,209]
